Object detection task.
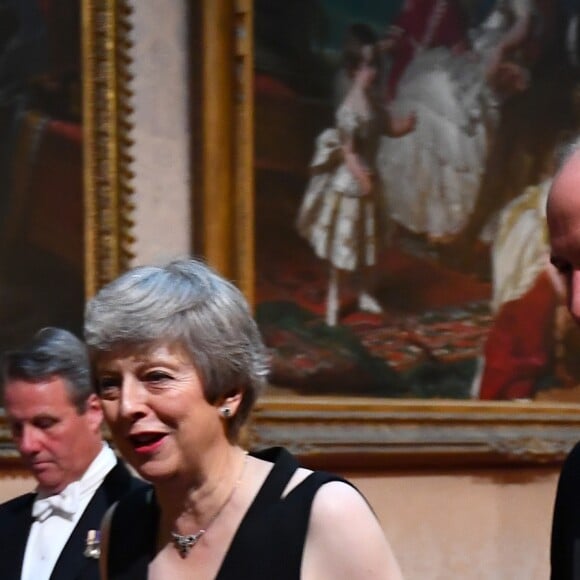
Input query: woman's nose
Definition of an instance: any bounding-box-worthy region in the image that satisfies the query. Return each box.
[119,378,148,419]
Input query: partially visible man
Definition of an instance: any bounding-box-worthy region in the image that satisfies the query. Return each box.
[0,327,144,580]
[547,138,580,580]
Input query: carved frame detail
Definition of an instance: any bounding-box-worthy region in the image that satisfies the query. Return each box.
[83,0,135,297]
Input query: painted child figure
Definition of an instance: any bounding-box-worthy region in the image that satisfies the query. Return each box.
[297,24,415,326]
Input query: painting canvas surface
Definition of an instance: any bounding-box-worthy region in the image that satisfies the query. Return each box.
[0,0,84,351]
[253,0,580,402]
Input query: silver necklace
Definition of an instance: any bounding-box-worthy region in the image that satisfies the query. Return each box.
[171,451,248,558]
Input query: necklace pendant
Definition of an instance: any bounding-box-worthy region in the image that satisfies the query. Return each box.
[171,530,205,558]
[170,451,249,558]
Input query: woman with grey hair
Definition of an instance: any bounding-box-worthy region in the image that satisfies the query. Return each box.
[85,257,403,580]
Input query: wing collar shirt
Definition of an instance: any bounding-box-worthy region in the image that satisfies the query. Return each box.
[21,443,117,580]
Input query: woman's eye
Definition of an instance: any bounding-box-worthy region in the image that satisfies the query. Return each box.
[97,377,121,396]
[145,371,171,383]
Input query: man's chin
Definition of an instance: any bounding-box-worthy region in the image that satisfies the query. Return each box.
[31,467,62,493]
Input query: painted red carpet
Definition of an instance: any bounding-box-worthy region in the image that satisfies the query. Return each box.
[256,234,492,375]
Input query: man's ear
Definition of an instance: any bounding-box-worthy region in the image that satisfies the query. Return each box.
[85,393,104,432]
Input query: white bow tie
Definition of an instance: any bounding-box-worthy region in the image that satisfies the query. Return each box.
[32,482,81,522]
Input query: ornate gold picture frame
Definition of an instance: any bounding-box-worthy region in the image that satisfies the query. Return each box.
[169,0,580,469]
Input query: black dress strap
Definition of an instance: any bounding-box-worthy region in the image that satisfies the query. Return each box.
[247,446,300,502]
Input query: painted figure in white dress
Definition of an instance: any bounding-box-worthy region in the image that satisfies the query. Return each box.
[378,0,533,243]
[296,24,415,326]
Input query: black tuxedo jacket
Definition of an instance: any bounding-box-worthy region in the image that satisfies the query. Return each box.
[0,459,144,580]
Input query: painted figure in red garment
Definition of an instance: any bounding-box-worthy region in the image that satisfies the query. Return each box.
[381,0,468,102]
[475,140,573,401]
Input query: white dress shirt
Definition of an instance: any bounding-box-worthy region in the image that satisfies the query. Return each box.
[21,443,116,580]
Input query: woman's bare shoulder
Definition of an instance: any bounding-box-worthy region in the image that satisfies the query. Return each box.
[304,481,404,580]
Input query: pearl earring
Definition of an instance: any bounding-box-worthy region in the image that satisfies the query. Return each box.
[220,406,232,418]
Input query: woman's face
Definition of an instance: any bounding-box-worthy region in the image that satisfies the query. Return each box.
[94,342,227,482]
[358,60,378,89]
[356,45,378,89]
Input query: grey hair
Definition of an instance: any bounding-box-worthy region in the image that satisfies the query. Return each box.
[1,327,92,413]
[84,257,270,440]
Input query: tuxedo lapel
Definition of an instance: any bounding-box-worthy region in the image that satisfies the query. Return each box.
[49,484,107,580]
[0,493,35,579]
[50,460,143,580]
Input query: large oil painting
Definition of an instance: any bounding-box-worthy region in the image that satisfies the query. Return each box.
[253,0,580,406]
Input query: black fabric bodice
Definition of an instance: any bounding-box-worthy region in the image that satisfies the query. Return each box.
[107,447,352,579]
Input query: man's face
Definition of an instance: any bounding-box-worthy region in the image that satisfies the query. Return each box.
[548,152,580,324]
[4,376,103,495]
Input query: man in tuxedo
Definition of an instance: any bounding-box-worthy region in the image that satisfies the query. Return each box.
[548,139,580,580]
[0,326,144,580]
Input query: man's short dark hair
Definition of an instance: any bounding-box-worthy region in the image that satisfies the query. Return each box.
[1,327,92,413]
